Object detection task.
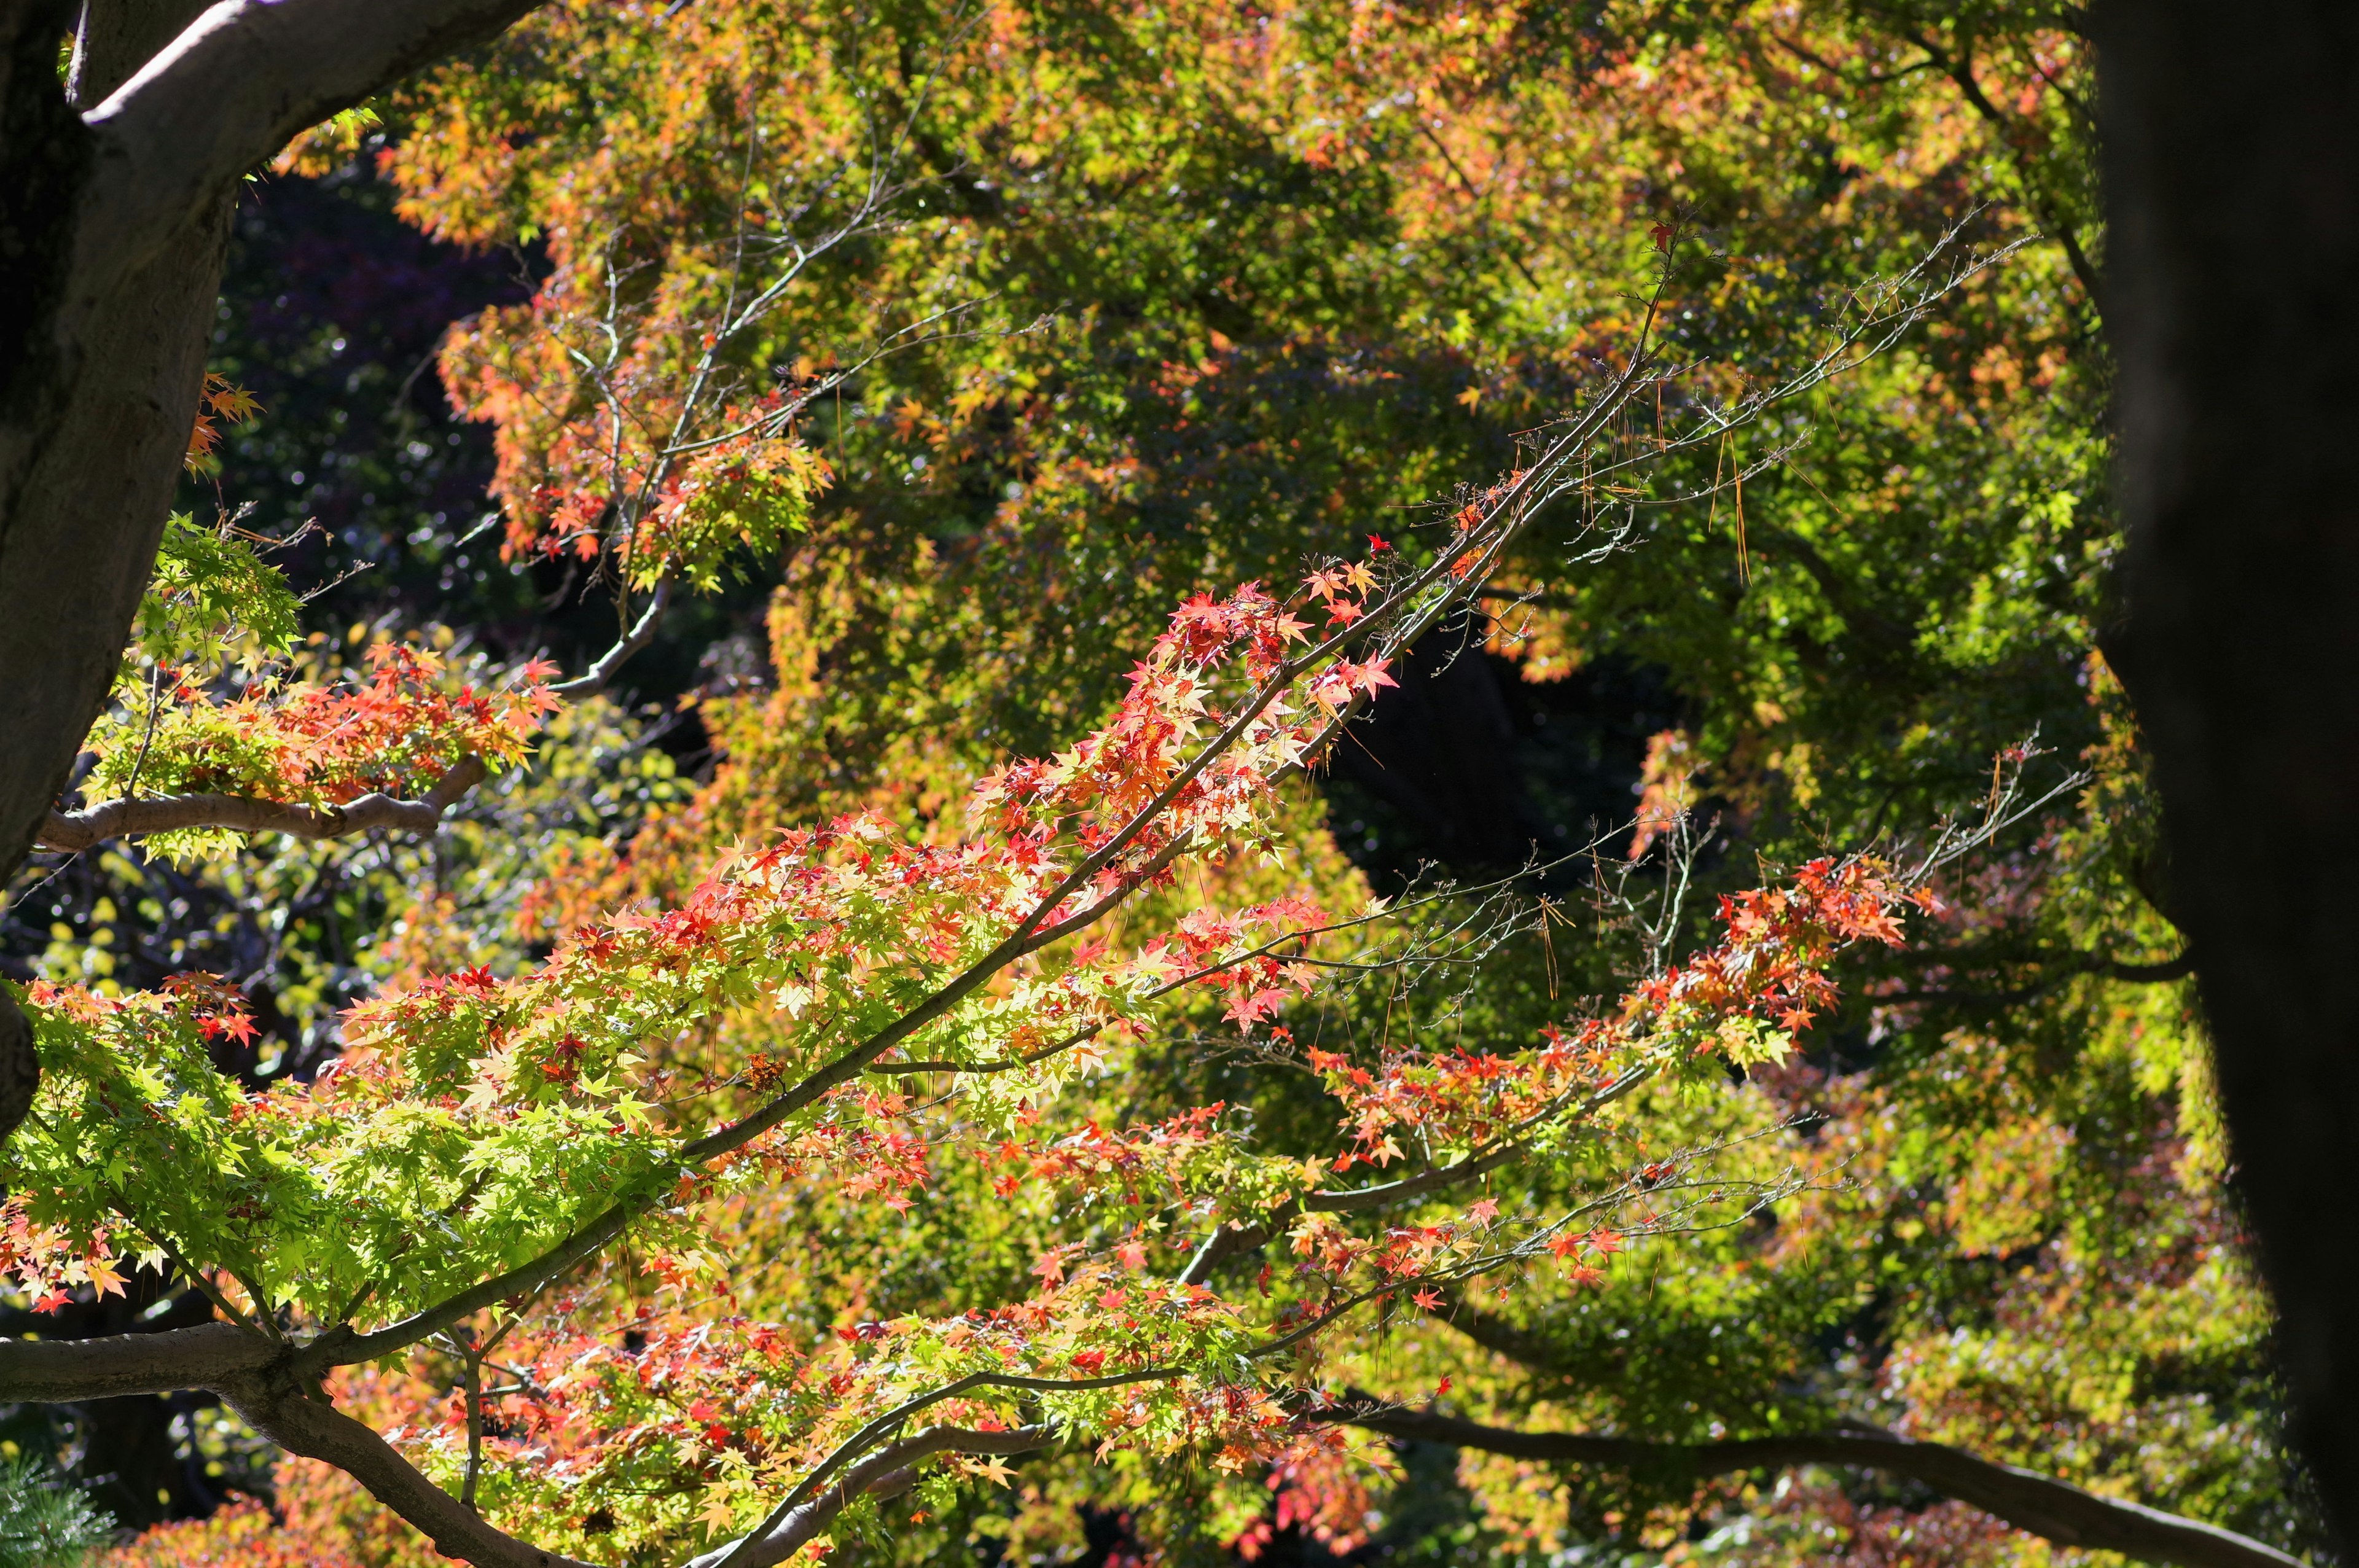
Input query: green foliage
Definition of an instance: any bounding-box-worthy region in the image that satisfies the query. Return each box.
[133,514,302,672]
[0,1457,109,1568]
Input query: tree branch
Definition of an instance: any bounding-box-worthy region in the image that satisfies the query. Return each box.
[552,577,671,700]
[34,557,662,857]
[0,1320,276,1401]
[217,1367,602,1568]
[36,754,488,852]
[1329,1404,2299,1568]
[74,0,554,291]
[687,1426,1051,1568]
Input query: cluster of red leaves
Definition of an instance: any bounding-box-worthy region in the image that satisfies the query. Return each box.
[0,1197,123,1312]
[131,642,560,808]
[331,810,1092,1107]
[101,1497,369,1568]
[1134,892,1331,1031]
[397,1263,1285,1511]
[1683,857,1918,1031]
[1285,1211,1481,1287]
[962,856,1921,1313]
[734,1088,932,1212]
[973,581,1321,865]
[255,643,561,802]
[160,970,260,1047]
[1233,1436,1385,1561]
[1006,1104,1229,1204]
[1305,857,1920,1171]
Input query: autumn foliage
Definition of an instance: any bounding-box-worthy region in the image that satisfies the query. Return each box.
[6,0,2304,1564]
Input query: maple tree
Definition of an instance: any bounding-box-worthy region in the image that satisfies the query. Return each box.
[3,184,2052,1566]
[0,1,2331,1565]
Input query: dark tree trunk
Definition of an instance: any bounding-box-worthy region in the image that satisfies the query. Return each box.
[0,0,229,1139]
[2102,0,2359,1534]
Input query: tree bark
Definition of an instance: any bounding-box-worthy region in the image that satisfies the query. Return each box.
[0,0,222,1143]
[2100,0,2359,1536]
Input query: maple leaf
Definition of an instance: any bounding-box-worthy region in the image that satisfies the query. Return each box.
[1456,385,1483,409]
[1411,1287,1443,1311]
[1650,221,1675,251]
[970,1456,1019,1487]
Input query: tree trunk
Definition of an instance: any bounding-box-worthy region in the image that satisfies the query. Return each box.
[0,0,226,1138]
[0,0,555,1144]
[2102,0,2359,1535]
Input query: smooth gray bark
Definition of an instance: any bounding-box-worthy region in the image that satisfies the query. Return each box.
[2101,0,2359,1535]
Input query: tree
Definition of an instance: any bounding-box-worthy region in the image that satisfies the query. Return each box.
[2102,0,2359,1542]
[0,254,2054,1567]
[0,1,2320,1563]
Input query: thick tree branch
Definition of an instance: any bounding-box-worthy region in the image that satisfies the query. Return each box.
[2,1325,1047,1568]
[74,0,552,292]
[1332,1405,2299,1568]
[37,754,488,852]
[0,1321,276,1402]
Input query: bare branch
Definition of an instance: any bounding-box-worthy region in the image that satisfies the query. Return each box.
[552,578,672,700]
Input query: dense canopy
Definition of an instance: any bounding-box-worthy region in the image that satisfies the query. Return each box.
[0,4,2323,1568]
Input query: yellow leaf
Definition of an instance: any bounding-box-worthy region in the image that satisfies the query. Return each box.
[1455,384,1483,409]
